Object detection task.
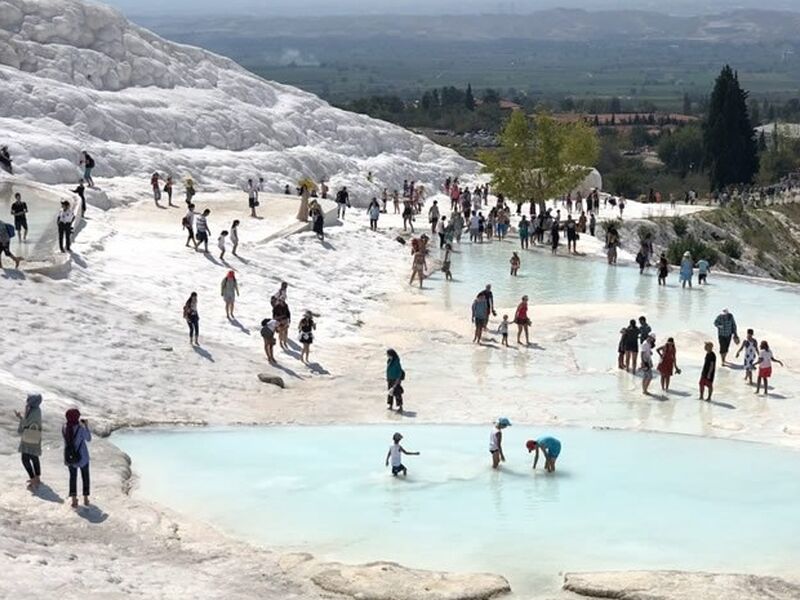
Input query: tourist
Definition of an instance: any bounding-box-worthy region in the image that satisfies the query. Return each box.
[0,219,22,269]
[514,295,531,346]
[428,200,440,234]
[617,327,626,370]
[336,186,349,219]
[622,319,640,373]
[272,297,291,351]
[71,180,87,214]
[260,318,278,363]
[656,337,680,391]
[151,172,161,205]
[247,178,258,218]
[618,197,625,217]
[679,251,693,288]
[713,308,739,366]
[184,177,196,204]
[0,145,11,173]
[402,201,415,232]
[368,198,380,231]
[697,257,710,284]
[479,284,497,317]
[735,328,758,385]
[183,292,199,345]
[635,248,647,274]
[442,243,453,281]
[217,230,229,260]
[498,315,510,347]
[640,334,656,395]
[490,418,511,469]
[699,341,716,401]
[312,204,325,241]
[469,211,480,243]
[657,253,668,285]
[183,204,197,249]
[755,340,784,395]
[284,184,291,195]
[589,212,596,237]
[62,408,91,508]
[15,393,42,491]
[56,200,75,253]
[393,190,400,214]
[195,208,211,253]
[164,175,174,206]
[409,247,426,288]
[550,219,560,254]
[386,349,405,412]
[230,220,240,257]
[510,251,520,276]
[79,151,95,187]
[565,215,577,254]
[298,311,316,364]
[519,215,529,249]
[605,226,619,265]
[11,192,28,241]
[220,270,239,319]
[527,436,560,473]
[297,184,310,222]
[638,316,652,344]
[385,432,419,477]
[436,216,447,248]
[472,293,490,344]
[273,281,289,305]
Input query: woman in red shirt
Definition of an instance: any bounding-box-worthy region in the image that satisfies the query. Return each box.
[514,295,531,346]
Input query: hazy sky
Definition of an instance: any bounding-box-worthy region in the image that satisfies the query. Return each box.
[104,0,799,17]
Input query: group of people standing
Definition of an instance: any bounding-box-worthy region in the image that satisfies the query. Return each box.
[616,308,785,399]
[15,393,93,509]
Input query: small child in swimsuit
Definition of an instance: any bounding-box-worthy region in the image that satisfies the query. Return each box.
[498,315,509,347]
[385,432,420,477]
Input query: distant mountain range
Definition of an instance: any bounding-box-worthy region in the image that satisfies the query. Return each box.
[139,8,800,43]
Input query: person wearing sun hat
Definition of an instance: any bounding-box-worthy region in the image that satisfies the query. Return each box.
[526,435,561,473]
[489,418,511,469]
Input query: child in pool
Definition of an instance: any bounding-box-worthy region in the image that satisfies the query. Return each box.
[385,432,419,477]
[442,243,453,281]
[498,315,509,347]
[510,252,520,276]
[489,418,511,469]
[754,340,784,396]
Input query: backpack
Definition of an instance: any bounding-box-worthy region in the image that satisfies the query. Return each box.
[85,155,95,168]
[5,223,15,238]
[64,430,81,464]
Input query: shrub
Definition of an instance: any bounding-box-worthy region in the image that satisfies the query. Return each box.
[637,224,655,242]
[672,216,688,237]
[667,236,718,266]
[720,238,743,260]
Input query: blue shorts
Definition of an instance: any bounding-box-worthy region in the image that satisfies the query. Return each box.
[391,464,405,475]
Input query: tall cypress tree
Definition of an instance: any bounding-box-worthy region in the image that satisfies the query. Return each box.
[703,65,759,190]
[465,83,476,111]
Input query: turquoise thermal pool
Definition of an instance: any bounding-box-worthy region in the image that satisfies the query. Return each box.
[116,425,800,596]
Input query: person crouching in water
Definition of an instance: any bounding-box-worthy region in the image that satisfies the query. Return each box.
[489,418,511,469]
[527,436,561,473]
[385,432,420,477]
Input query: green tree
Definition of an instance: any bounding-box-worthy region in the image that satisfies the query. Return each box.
[682,92,692,115]
[465,83,476,111]
[704,65,759,190]
[481,110,599,210]
[657,125,704,176]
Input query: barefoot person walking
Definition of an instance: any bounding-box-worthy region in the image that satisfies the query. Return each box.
[62,408,91,508]
[514,295,531,345]
[656,337,680,391]
[755,340,784,396]
[386,349,406,413]
[183,292,200,345]
[699,341,717,401]
[16,393,42,491]
[220,271,239,319]
[713,308,739,366]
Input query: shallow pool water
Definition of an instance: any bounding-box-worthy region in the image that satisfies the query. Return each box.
[116,425,800,596]
[0,182,68,261]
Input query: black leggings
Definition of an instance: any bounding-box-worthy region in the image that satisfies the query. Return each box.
[21,453,41,479]
[68,465,90,497]
[58,222,72,252]
[187,314,199,339]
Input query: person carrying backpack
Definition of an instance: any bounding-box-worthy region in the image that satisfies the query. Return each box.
[0,218,21,269]
[63,408,92,508]
[16,393,43,491]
